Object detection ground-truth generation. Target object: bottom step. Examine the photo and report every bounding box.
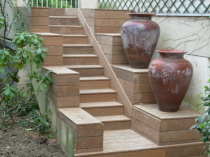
[75,129,206,157]
[96,115,131,130]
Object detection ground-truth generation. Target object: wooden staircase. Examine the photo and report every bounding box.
[31,8,207,157]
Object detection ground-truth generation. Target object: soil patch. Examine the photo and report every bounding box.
[0,125,67,157]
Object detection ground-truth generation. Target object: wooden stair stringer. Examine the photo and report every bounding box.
[77,9,133,118]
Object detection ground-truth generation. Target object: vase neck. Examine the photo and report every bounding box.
[159,52,184,59]
[128,13,153,21]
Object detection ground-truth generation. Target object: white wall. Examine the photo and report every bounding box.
[152,16,210,112]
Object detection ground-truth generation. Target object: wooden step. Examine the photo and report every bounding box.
[80,89,116,103]
[63,35,88,44]
[50,16,79,25]
[80,76,110,89]
[80,101,123,116]
[50,25,83,34]
[65,65,104,77]
[63,54,98,65]
[96,115,131,130]
[63,44,93,54]
[74,129,206,157]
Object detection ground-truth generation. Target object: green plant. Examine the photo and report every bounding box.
[190,79,210,153]
[0,32,52,134]
[30,0,74,8]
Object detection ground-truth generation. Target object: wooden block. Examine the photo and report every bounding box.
[63,36,88,44]
[166,143,206,157]
[63,56,98,65]
[80,93,116,103]
[105,53,128,64]
[31,17,49,26]
[43,55,63,66]
[80,80,110,90]
[51,73,80,86]
[49,85,79,97]
[50,17,79,25]
[81,9,95,18]
[77,124,104,137]
[83,106,123,117]
[95,10,130,19]
[84,17,95,26]
[96,34,122,46]
[100,44,124,55]
[31,26,50,33]
[118,78,152,93]
[69,67,104,77]
[131,107,161,131]
[95,18,128,27]
[125,90,156,104]
[63,46,93,54]
[94,26,121,33]
[42,36,63,46]
[112,65,150,84]
[50,93,79,108]
[31,7,49,17]
[76,136,103,149]
[50,26,83,35]
[50,8,65,16]
[45,46,63,56]
[102,120,131,130]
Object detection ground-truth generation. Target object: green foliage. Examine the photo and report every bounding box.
[30,0,75,8]
[99,2,117,9]
[0,32,52,136]
[0,14,4,29]
[190,79,210,153]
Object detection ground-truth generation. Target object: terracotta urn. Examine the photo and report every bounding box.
[121,13,160,68]
[148,49,193,112]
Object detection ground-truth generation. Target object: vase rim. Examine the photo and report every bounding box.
[156,49,187,54]
[127,13,155,16]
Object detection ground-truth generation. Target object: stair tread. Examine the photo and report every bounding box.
[96,115,130,122]
[80,76,110,81]
[63,34,87,37]
[63,44,92,47]
[80,101,123,108]
[50,16,78,18]
[65,65,103,69]
[50,25,82,27]
[80,88,116,94]
[63,54,98,57]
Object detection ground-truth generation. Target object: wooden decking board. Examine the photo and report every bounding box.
[80,102,123,108]
[96,115,130,122]
[134,104,201,120]
[58,108,101,125]
[80,76,110,81]
[80,89,116,94]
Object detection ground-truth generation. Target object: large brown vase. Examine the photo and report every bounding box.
[121,13,160,68]
[148,49,193,112]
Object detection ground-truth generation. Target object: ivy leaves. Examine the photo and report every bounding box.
[190,79,210,153]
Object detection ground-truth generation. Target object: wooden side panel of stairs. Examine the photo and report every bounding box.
[30,7,207,157]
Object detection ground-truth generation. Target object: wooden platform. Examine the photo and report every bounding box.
[75,129,206,157]
[132,104,202,145]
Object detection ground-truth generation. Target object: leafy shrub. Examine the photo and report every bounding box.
[190,79,210,153]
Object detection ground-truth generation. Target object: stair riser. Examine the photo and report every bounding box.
[63,36,88,44]
[102,121,131,130]
[64,47,93,54]
[80,93,116,103]
[80,80,110,89]
[83,107,123,116]
[63,57,98,65]
[70,68,104,77]
[50,18,79,25]
[50,27,83,34]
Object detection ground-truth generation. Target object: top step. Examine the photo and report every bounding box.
[50,16,79,25]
